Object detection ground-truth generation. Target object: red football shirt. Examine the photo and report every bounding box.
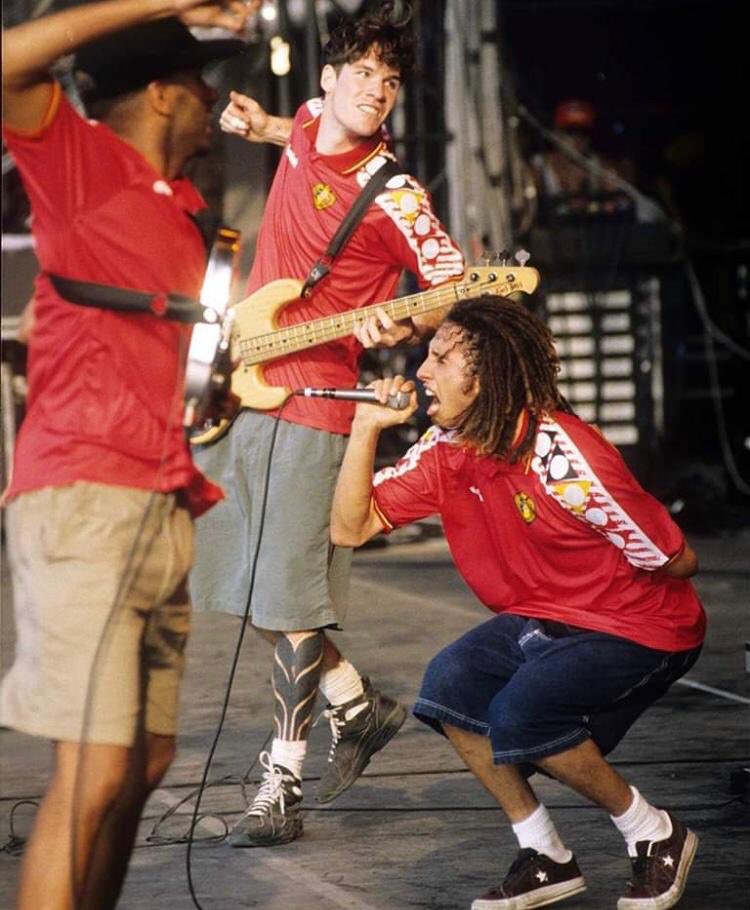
[246,99,465,434]
[3,86,222,515]
[372,411,705,652]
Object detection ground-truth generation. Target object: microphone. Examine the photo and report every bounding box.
[296,387,412,410]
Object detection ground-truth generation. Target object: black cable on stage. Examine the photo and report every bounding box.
[185,404,288,910]
[681,258,750,496]
[145,727,273,847]
[0,800,39,856]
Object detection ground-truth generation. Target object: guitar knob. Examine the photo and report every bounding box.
[515,249,531,267]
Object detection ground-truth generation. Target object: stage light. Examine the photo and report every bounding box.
[261,0,278,21]
[270,35,291,76]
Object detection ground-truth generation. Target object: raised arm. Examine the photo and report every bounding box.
[2,0,249,131]
[219,90,293,146]
[330,377,417,548]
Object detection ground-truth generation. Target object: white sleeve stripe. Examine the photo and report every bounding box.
[373,427,455,487]
[532,418,669,569]
[372,174,465,285]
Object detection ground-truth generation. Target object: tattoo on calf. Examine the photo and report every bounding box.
[272,632,325,741]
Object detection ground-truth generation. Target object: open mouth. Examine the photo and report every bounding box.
[424,388,440,416]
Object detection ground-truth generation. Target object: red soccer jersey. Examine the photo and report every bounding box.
[3,86,222,516]
[372,411,705,652]
[246,100,465,434]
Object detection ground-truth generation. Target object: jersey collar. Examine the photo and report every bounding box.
[303,115,387,175]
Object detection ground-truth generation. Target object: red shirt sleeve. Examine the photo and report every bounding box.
[370,175,465,288]
[372,427,451,529]
[534,414,686,570]
[3,86,133,232]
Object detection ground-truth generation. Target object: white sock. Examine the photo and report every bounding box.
[318,658,365,706]
[512,804,572,864]
[270,738,306,780]
[610,786,672,857]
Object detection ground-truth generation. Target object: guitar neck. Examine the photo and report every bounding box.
[238,283,462,365]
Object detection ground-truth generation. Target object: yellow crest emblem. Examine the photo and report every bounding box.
[514,491,536,524]
[312,182,336,211]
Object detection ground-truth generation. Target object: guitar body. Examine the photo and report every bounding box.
[189,278,304,446]
[229,278,305,408]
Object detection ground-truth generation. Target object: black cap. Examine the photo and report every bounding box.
[74,17,244,102]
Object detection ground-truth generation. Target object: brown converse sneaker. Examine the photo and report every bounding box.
[618,812,698,910]
[471,848,586,910]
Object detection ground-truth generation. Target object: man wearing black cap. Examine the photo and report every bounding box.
[1,3,250,908]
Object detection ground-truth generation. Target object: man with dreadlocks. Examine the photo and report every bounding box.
[331,295,704,910]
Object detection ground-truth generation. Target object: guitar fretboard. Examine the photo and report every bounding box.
[236,274,515,365]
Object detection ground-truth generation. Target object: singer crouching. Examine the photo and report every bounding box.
[330,295,704,910]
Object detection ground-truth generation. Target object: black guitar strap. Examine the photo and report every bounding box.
[47,274,208,323]
[300,157,402,297]
[46,214,231,325]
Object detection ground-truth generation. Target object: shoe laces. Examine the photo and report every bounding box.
[504,848,540,884]
[628,842,652,886]
[243,752,291,818]
[324,704,347,760]
[322,698,369,762]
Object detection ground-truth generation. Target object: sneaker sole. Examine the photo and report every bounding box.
[316,702,407,804]
[617,832,698,910]
[228,817,304,849]
[471,877,587,910]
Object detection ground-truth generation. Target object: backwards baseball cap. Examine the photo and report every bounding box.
[74,17,244,103]
[554,99,596,131]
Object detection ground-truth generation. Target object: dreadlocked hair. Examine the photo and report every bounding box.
[447,295,572,462]
[323,1,416,79]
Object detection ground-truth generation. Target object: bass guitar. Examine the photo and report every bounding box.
[189,264,540,446]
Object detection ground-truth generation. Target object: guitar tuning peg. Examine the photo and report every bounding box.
[497,249,511,265]
[481,249,494,266]
[515,249,531,267]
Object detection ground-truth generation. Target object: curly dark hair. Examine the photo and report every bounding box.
[444,296,572,462]
[323,1,416,78]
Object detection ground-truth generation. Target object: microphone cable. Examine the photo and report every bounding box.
[184,402,289,910]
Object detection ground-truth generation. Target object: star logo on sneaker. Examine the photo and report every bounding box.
[662,854,675,868]
[535,870,549,883]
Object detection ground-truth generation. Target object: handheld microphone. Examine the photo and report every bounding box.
[296,387,412,410]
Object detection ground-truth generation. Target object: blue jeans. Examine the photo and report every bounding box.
[414,614,701,765]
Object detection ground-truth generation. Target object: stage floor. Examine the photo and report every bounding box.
[2,525,749,909]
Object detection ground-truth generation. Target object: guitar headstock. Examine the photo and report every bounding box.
[457,266,540,300]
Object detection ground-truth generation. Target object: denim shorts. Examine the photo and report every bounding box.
[414,613,701,765]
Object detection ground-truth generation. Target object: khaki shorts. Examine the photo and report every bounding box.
[1,483,194,746]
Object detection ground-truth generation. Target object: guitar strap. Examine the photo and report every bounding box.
[301,157,402,297]
[46,214,232,325]
[47,275,208,323]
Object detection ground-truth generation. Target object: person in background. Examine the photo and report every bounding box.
[1,2,250,907]
[530,98,658,223]
[330,295,703,910]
